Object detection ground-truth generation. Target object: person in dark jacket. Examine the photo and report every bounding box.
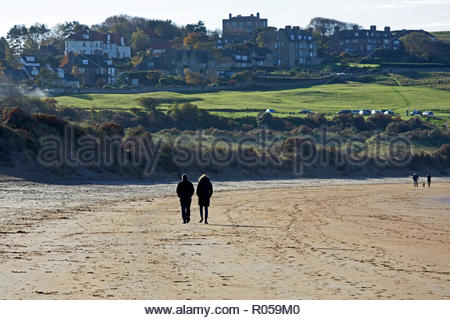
[196,174,213,224]
[427,173,431,188]
[412,173,419,188]
[176,174,194,224]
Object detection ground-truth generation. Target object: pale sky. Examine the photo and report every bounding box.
[1,0,449,38]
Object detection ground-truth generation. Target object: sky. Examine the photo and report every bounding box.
[1,0,449,37]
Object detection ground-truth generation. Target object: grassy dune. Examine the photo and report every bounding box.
[55,82,450,118]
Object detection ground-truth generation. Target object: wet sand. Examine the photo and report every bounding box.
[0,179,449,299]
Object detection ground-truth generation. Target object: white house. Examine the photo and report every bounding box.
[19,55,40,78]
[65,29,131,59]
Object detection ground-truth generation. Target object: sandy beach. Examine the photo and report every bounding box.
[0,178,449,299]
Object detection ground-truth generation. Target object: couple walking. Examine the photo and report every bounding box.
[176,174,213,224]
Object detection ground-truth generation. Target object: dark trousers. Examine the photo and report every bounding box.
[427,179,431,187]
[200,206,208,223]
[414,180,418,187]
[180,198,191,223]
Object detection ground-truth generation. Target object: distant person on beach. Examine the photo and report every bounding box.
[197,174,213,224]
[176,174,194,224]
[427,173,431,188]
[413,173,419,188]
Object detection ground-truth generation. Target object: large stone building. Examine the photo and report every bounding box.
[65,28,131,59]
[222,13,268,41]
[330,25,400,56]
[264,26,319,66]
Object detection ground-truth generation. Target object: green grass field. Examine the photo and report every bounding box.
[55,82,450,118]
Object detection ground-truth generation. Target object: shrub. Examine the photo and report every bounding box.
[99,122,125,136]
[2,108,35,130]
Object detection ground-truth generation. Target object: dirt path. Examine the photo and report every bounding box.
[0,180,449,299]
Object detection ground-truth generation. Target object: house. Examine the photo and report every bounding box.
[222,13,268,41]
[148,41,174,57]
[62,73,80,88]
[166,49,217,77]
[330,25,400,56]
[19,55,41,78]
[60,53,116,86]
[133,55,171,75]
[263,26,319,67]
[220,46,274,68]
[65,27,131,59]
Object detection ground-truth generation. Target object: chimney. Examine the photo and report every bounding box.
[251,14,254,17]
[384,26,391,33]
[308,27,313,33]
[353,25,358,31]
[257,12,260,18]
[121,37,124,46]
[334,26,340,33]
[229,13,232,19]
[285,25,291,30]
[370,25,376,32]
[293,26,300,31]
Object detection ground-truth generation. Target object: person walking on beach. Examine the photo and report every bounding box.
[197,174,213,224]
[412,173,419,188]
[176,174,194,224]
[427,173,431,188]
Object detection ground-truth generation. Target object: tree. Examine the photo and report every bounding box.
[35,68,59,87]
[185,21,207,34]
[137,97,159,112]
[131,55,143,67]
[23,23,50,54]
[130,29,150,52]
[400,32,449,62]
[231,70,254,83]
[308,17,360,51]
[308,17,359,38]
[184,71,208,85]
[183,33,212,50]
[146,71,161,86]
[6,25,27,53]
[53,21,80,39]
[0,37,8,59]
[255,27,276,47]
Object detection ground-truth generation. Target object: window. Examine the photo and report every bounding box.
[82,59,88,65]
[82,34,89,40]
[355,32,359,37]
